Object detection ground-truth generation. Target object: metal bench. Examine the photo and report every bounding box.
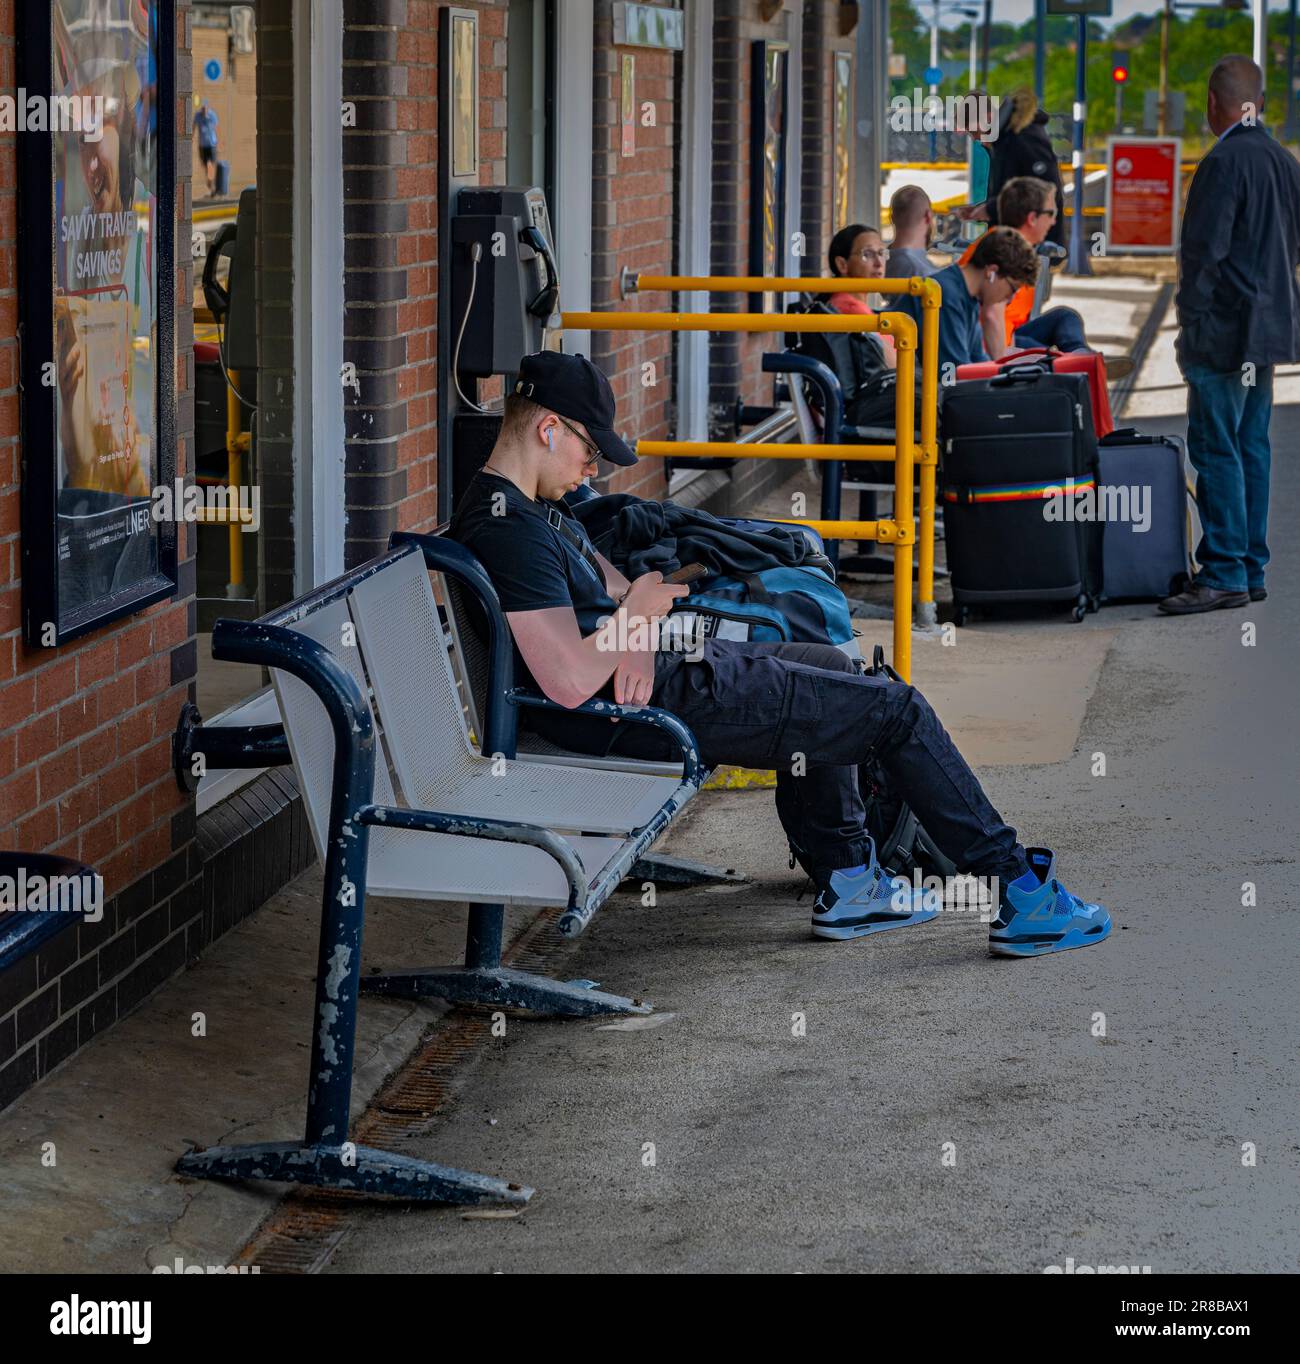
[174,534,705,1203]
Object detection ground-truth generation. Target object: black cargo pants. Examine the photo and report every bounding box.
[606,639,1029,882]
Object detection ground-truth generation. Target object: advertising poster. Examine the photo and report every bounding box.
[51,0,160,615]
[832,52,852,236]
[1106,136,1182,254]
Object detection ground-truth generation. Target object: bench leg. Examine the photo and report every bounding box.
[360,965,652,1017]
[464,902,504,969]
[176,1140,532,1204]
[627,853,745,887]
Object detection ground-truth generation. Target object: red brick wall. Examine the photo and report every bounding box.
[0,0,195,899]
[588,1,676,504]
[703,0,793,512]
[391,0,443,537]
[337,0,506,553]
[1,0,203,1113]
[806,4,857,260]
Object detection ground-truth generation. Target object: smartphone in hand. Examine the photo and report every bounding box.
[663,562,708,586]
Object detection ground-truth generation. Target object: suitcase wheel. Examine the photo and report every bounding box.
[1071,594,1088,623]
[953,604,970,627]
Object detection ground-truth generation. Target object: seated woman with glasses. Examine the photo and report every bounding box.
[826,223,895,369]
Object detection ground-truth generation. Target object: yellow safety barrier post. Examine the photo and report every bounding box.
[192,370,253,588]
[621,272,941,628]
[561,303,920,680]
[224,371,247,593]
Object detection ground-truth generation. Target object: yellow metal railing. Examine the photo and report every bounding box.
[882,160,1200,173]
[190,367,252,591]
[619,273,942,635]
[562,287,935,681]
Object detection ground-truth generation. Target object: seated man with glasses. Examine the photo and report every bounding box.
[449,351,1113,958]
[896,227,1041,371]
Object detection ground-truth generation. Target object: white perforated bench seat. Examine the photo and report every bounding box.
[364,823,624,907]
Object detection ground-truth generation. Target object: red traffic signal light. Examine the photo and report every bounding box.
[1112,55,1129,84]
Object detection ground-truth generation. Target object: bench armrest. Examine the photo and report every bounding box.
[762,351,844,443]
[508,689,703,786]
[841,424,903,444]
[356,802,588,913]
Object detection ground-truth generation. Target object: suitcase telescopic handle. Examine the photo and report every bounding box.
[989,366,1049,387]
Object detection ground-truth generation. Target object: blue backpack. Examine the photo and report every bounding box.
[664,562,859,658]
[556,490,859,659]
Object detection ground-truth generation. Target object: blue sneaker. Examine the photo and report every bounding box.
[811,843,941,941]
[988,848,1112,958]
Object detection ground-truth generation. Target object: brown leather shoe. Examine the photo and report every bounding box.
[1157,583,1250,615]
[1102,355,1136,380]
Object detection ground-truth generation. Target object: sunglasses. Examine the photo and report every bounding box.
[556,416,602,464]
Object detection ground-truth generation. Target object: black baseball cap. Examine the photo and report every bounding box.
[513,351,637,466]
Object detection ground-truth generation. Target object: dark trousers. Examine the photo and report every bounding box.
[1013,306,1088,353]
[597,640,1028,882]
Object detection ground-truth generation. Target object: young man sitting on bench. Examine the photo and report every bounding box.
[450,351,1111,957]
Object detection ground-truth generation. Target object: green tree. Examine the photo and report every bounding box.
[891,2,1299,153]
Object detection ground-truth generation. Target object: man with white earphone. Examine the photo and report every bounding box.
[895,226,1040,373]
[450,351,1113,956]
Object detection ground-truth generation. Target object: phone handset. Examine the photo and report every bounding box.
[520,224,559,319]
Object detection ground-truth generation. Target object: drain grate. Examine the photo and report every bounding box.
[235,905,582,1273]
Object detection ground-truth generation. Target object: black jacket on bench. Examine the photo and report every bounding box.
[1176,122,1300,373]
[571,494,821,581]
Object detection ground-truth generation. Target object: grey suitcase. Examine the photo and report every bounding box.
[1098,429,1191,602]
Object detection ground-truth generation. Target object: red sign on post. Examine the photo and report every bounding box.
[1106,136,1182,253]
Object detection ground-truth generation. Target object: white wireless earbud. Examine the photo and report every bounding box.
[547,428,555,451]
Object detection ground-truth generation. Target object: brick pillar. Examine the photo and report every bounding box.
[800,0,829,275]
[254,0,298,611]
[344,0,410,566]
[588,1,677,503]
[707,0,744,433]
[704,0,792,514]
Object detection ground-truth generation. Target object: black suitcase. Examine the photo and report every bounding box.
[1097,427,1191,602]
[940,368,1102,623]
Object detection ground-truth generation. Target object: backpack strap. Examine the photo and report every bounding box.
[735,571,773,605]
[540,502,607,587]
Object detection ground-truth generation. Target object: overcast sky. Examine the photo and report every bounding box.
[940,0,1282,31]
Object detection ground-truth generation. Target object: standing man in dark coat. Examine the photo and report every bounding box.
[956,89,1066,253]
[1161,55,1300,614]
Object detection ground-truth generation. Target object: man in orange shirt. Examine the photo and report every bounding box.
[960,176,1087,360]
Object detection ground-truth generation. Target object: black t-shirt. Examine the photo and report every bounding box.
[450,471,682,762]
[449,471,617,693]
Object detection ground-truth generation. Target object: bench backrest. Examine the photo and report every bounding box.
[442,571,492,749]
[270,596,400,863]
[347,547,479,811]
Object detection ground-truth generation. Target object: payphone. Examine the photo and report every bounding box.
[443,186,561,507]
